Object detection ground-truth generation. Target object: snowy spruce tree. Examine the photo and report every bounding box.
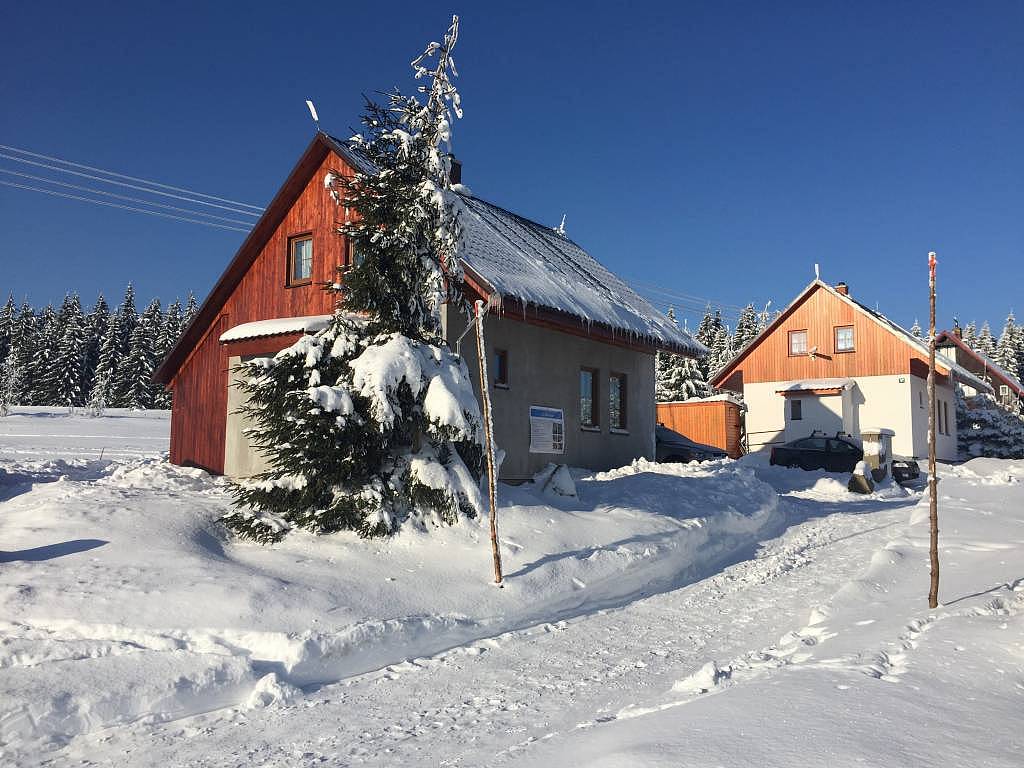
[656,308,710,401]
[957,389,1024,459]
[910,318,922,339]
[45,294,89,407]
[223,16,485,543]
[993,312,1020,380]
[120,298,162,410]
[732,304,761,353]
[976,321,997,360]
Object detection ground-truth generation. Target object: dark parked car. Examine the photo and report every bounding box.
[891,457,921,483]
[656,425,728,463]
[770,432,863,473]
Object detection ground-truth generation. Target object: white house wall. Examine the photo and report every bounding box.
[744,374,957,461]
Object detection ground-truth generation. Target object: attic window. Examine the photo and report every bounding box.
[789,330,808,356]
[835,325,855,353]
[288,235,313,286]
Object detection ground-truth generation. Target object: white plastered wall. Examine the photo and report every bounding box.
[743,374,957,461]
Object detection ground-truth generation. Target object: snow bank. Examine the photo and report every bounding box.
[0,417,782,760]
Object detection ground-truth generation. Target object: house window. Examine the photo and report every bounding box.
[609,372,627,430]
[790,398,803,421]
[493,349,509,388]
[944,400,950,435]
[835,325,855,353]
[288,235,313,286]
[1000,384,1011,404]
[580,368,599,428]
[789,330,808,356]
[348,240,366,268]
[919,391,924,408]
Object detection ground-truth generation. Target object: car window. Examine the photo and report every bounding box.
[828,439,858,453]
[793,438,827,451]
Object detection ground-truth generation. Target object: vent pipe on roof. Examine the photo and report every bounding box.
[835,282,849,296]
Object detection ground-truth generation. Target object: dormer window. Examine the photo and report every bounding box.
[288,235,313,286]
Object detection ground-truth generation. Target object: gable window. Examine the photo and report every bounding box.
[1000,384,1011,405]
[790,398,803,421]
[789,330,808,356]
[493,349,509,388]
[288,235,313,286]
[609,372,627,430]
[580,368,599,428]
[835,325,855,353]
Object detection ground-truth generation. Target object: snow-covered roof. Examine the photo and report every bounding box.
[659,393,744,406]
[775,378,855,393]
[220,315,333,343]
[454,194,703,355]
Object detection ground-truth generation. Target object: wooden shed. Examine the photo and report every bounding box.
[656,396,744,459]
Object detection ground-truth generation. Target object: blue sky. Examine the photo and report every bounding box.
[2,1,1021,332]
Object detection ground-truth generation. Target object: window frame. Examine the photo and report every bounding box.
[493,349,509,388]
[788,329,809,356]
[790,398,803,421]
[834,325,855,353]
[580,367,600,429]
[609,371,628,431]
[286,233,314,287]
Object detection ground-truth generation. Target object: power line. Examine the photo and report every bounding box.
[0,180,250,232]
[0,143,265,211]
[0,168,257,227]
[0,152,262,217]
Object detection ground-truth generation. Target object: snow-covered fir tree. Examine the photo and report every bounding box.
[8,302,36,406]
[957,389,1024,459]
[656,307,711,401]
[0,295,15,363]
[993,312,1020,380]
[708,316,733,379]
[223,16,485,543]
[120,298,163,410]
[30,305,60,406]
[732,304,761,352]
[83,294,110,396]
[962,320,978,350]
[976,321,997,359]
[910,318,922,339]
[45,294,89,407]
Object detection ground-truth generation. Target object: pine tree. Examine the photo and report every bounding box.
[0,356,17,416]
[732,304,760,352]
[962,321,978,350]
[0,295,15,363]
[224,16,484,543]
[708,314,732,378]
[107,285,140,407]
[30,305,60,406]
[120,298,162,410]
[46,294,89,407]
[976,321,996,359]
[8,303,36,406]
[993,312,1020,379]
[152,300,183,408]
[957,389,1024,459]
[656,308,711,401]
[183,292,198,327]
[91,311,121,411]
[83,294,110,401]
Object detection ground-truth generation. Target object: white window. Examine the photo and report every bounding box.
[288,235,313,285]
[789,330,808,356]
[835,325,855,352]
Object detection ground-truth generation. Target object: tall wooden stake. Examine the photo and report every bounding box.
[473,300,503,585]
[927,252,940,609]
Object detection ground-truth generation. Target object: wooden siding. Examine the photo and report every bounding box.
[657,400,743,458]
[720,285,937,386]
[169,152,355,473]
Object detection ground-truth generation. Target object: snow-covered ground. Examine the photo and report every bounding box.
[1,408,1021,766]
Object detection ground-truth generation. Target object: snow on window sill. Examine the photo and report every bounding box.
[493,382,510,390]
[610,427,630,435]
[580,425,601,432]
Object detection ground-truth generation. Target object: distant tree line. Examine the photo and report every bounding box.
[0,286,197,415]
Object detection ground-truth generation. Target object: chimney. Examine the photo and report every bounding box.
[953,320,963,339]
[447,155,462,185]
[835,281,849,296]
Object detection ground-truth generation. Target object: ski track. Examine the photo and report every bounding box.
[43,484,928,767]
